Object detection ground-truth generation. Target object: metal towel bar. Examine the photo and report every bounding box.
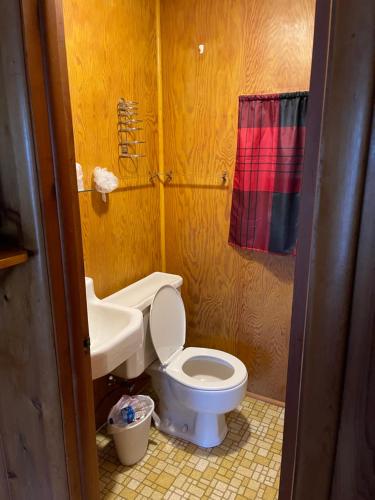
[77,171,229,193]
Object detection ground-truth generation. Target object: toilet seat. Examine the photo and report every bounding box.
[149,285,186,365]
[150,286,247,391]
[166,347,248,391]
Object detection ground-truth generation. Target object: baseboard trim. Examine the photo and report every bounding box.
[246,391,285,408]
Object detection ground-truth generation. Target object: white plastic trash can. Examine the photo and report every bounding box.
[107,395,154,466]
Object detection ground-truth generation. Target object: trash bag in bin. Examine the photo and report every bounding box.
[107,395,154,466]
[108,394,154,426]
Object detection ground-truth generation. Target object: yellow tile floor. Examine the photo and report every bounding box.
[97,395,284,499]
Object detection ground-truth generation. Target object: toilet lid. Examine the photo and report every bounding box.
[150,285,186,365]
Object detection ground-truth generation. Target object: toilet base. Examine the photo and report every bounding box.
[193,412,228,447]
[147,360,239,448]
[154,407,228,448]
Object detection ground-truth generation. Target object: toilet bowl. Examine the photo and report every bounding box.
[147,285,248,447]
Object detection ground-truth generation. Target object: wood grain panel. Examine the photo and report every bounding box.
[62,0,161,298]
[161,0,315,400]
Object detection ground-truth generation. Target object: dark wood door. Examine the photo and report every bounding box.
[280,0,375,498]
[331,114,375,500]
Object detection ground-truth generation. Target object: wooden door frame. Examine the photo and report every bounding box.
[19,1,99,498]
[16,0,375,498]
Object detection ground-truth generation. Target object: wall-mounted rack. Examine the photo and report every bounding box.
[117,98,145,159]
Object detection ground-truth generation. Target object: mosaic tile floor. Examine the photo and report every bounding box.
[97,395,284,500]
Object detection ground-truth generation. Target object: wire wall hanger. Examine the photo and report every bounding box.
[117,98,145,159]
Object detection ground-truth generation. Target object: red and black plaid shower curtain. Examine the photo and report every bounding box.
[229,92,308,254]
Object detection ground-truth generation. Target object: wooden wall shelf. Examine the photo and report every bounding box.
[0,248,28,270]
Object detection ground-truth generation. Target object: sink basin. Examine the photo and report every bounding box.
[85,277,143,379]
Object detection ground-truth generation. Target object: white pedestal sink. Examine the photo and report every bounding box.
[85,277,143,380]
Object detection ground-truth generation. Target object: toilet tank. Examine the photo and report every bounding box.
[103,272,183,379]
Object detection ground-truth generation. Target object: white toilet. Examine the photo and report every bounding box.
[104,273,248,448]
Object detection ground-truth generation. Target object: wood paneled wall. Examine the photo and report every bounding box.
[62,0,161,298]
[63,0,315,402]
[161,0,315,400]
